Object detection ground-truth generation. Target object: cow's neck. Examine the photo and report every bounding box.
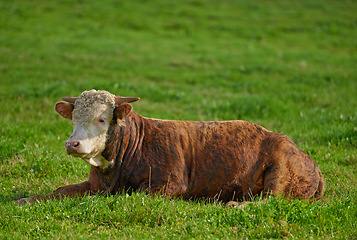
[96,111,145,193]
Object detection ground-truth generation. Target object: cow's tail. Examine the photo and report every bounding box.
[313,169,325,200]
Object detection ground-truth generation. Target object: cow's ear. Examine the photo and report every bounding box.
[55,101,74,119]
[114,103,132,122]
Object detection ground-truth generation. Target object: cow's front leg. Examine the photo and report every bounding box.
[15,181,94,205]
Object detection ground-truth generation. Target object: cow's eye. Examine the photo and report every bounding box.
[99,118,105,123]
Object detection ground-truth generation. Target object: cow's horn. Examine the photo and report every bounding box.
[115,97,140,105]
[62,97,78,103]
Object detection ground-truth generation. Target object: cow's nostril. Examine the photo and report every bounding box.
[65,141,80,149]
[65,141,80,155]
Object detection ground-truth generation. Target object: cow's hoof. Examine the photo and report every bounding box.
[15,198,31,205]
[226,201,239,207]
[226,201,247,209]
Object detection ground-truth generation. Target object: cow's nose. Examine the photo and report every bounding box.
[65,141,80,149]
[65,141,80,154]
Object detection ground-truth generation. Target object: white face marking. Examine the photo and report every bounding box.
[65,90,116,168]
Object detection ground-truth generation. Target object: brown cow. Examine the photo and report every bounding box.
[16,90,324,204]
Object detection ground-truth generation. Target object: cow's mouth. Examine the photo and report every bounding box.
[67,151,88,158]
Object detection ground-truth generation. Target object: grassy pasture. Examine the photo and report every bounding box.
[0,0,356,239]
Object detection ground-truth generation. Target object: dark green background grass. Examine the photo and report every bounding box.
[0,0,356,239]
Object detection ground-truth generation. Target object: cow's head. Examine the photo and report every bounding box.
[55,90,139,168]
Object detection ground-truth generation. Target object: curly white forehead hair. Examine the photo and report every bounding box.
[72,89,116,125]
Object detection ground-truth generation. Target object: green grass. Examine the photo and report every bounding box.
[0,0,356,239]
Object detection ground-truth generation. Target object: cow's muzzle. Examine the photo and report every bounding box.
[65,141,81,155]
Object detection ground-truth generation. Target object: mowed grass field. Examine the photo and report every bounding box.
[1,0,356,238]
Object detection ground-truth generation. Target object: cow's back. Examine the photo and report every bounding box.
[119,114,323,202]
